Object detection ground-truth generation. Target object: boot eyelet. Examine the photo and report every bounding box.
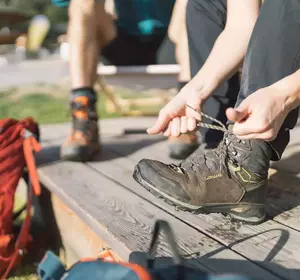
[232,150,237,156]
[241,140,246,145]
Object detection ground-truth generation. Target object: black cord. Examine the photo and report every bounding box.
[148,220,182,265]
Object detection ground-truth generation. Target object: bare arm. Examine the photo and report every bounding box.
[189,0,261,98]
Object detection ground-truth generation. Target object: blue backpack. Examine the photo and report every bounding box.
[38,220,256,280]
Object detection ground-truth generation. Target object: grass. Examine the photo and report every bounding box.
[6,195,39,280]
[8,266,38,280]
[0,86,170,124]
[0,91,122,124]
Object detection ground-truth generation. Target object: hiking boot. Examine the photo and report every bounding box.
[168,132,199,160]
[61,92,100,161]
[133,129,272,224]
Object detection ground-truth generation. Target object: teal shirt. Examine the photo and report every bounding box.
[114,0,176,37]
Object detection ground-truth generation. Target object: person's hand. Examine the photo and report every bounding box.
[226,85,294,141]
[147,81,215,137]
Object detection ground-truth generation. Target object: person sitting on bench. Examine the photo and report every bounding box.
[134,0,300,224]
[53,0,196,161]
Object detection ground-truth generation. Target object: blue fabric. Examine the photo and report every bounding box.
[52,0,175,36]
[51,0,69,7]
[63,261,141,280]
[38,253,257,280]
[38,251,66,280]
[114,0,175,36]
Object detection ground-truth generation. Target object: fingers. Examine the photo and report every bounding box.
[147,108,171,135]
[187,117,197,131]
[186,104,202,121]
[180,116,188,134]
[163,117,198,137]
[226,107,249,123]
[147,95,185,135]
[147,91,202,136]
[163,123,171,137]
[171,117,181,137]
[232,118,260,136]
[235,129,277,141]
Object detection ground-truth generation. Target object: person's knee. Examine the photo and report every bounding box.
[69,0,95,22]
[186,0,225,22]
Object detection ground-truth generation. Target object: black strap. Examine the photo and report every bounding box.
[148,220,183,268]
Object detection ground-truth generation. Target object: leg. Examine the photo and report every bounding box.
[167,0,198,159]
[236,0,300,160]
[168,0,191,85]
[69,0,115,88]
[61,0,116,161]
[187,0,240,148]
[133,0,300,224]
[134,0,300,224]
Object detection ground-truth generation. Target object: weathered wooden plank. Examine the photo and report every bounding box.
[39,120,300,278]
[37,159,279,278]
[40,118,157,143]
[266,124,300,231]
[271,124,300,173]
[39,120,300,231]
[94,133,300,230]
[267,168,300,231]
[75,135,300,280]
[51,194,120,267]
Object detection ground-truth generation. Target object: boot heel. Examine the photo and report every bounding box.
[228,205,266,224]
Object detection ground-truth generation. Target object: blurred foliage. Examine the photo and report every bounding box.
[0,0,68,24]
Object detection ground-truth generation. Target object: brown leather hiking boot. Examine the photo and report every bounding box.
[133,129,273,224]
[168,132,199,160]
[61,94,100,162]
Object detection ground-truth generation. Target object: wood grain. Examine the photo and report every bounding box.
[38,119,300,279]
[37,159,279,278]
[78,135,300,280]
[51,195,115,266]
[40,118,158,143]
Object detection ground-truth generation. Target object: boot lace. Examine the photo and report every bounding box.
[169,105,240,176]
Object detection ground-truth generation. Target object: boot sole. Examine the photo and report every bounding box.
[133,166,266,225]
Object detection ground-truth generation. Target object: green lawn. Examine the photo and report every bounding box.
[0,90,121,124]
[0,86,168,124]
[6,196,39,280]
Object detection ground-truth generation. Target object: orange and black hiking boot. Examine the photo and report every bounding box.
[61,89,100,162]
[134,125,273,224]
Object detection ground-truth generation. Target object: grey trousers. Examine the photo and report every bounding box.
[187,0,300,160]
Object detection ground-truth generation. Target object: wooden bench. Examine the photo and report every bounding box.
[35,117,300,279]
[95,65,178,116]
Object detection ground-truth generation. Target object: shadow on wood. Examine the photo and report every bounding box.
[130,252,299,278]
[267,151,300,215]
[35,145,61,167]
[35,135,164,164]
[92,135,165,162]
[130,227,293,277]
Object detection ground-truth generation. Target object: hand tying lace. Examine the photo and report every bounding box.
[168,105,238,177]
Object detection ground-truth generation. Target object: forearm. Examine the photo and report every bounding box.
[189,27,254,95]
[271,69,300,111]
[187,0,261,98]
